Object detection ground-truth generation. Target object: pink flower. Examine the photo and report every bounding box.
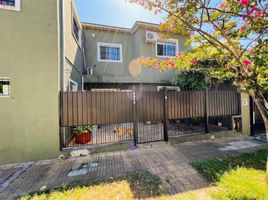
[166,26,171,31]
[242,59,252,66]
[220,3,229,9]
[155,61,161,69]
[176,52,184,58]
[240,0,249,6]
[167,61,175,68]
[190,31,195,36]
[254,10,264,18]
[192,59,198,65]
[239,26,246,32]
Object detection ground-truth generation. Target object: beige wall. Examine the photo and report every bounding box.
[83,26,189,84]
[64,0,84,90]
[0,0,60,164]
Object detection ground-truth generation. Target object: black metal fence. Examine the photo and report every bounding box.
[60,88,241,149]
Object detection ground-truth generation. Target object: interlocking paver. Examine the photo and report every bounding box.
[0,136,267,200]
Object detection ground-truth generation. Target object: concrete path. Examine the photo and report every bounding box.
[0,136,267,199]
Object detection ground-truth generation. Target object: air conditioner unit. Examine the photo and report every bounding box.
[145,31,157,42]
[87,67,93,75]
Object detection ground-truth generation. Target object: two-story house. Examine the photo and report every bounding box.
[82,21,189,91]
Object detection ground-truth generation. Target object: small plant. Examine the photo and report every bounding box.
[73,125,92,135]
[73,125,93,144]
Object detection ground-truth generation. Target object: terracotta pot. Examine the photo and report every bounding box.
[74,130,92,144]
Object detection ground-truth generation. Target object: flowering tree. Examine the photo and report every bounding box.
[130,0,268,179]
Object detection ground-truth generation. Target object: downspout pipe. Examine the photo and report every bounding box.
[59,0,65,91]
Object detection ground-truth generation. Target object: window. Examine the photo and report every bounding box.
[72,18,80,44]
[0,78,10,96]
[68,79,78,92]
[0,0,20,11]
[72,5,81,47]
[156,40,178,57]
[97,43,122,62]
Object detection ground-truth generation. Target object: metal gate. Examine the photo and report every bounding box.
[135,89,166,144]
[60,88,241,149]
[250,92,267,135]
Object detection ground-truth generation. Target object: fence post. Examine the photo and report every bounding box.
[132,86,138,146]
[204,88,209,133]
[163,87,169,142]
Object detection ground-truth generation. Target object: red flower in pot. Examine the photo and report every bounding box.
[73,125,92,144]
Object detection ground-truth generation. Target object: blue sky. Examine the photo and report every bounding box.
[74,0,165,28]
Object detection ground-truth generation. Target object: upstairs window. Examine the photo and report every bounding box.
[72,5,82,47]
[73,18,80,44]
[0,0,20,11]
[156,41,178,57]
[97,43,122,63]
[0,78,10,97]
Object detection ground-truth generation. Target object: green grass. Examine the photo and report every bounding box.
[192,148,268,182]
[211,168,268,200]
[21,171,164,200]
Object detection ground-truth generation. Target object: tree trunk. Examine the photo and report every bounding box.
[251,95,268,183]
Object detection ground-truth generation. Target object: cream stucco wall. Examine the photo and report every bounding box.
[64,0,84,90]
[0,0,60,164]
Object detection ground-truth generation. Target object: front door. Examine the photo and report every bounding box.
[250,93,267,135]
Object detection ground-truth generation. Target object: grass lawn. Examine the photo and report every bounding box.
[192,148,268,182]
[21,149,268,200]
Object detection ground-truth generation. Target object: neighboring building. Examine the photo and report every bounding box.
[82,22,189,91]
[0,0,84,164]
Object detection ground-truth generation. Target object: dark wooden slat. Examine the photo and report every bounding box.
[59,90,240,127]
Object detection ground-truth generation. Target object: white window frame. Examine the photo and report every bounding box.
[68,79,78,92]
[155,39,179,58]
[0,77,11,97]
[0,0,20,11]
[97,42,123,63]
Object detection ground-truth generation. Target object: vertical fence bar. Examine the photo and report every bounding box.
[163,87,169,142]
[204,88,209,133]
[132,86,138,146]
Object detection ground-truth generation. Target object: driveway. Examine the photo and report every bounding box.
[0,135,267,199]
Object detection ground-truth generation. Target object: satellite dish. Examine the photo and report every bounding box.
[129,59,142,77]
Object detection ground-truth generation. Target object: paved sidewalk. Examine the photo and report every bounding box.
[0,136,267,199]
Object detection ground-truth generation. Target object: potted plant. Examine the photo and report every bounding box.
[73,125,92,144]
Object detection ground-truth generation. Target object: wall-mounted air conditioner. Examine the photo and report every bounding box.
[145,31,157,43]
